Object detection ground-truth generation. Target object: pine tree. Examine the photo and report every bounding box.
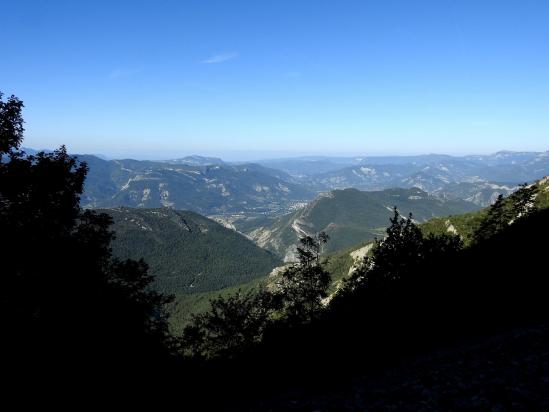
[509,183,538,220]
[474,194,510,242]
[276,232,331,322]
[474,183,539,242]
[344,207,461,292]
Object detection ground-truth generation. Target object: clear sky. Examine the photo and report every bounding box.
[2,0,549,160]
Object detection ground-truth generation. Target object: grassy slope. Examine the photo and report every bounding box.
[167,277,267,335]
[421,210,488,245]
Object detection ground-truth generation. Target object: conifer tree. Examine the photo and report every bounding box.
[276,232,331,322]
[474,194,510,242]
[509,183,538,220]
[474,183,539,242]
[344,208,461,293]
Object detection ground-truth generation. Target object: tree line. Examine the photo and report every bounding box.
[2,91,548,405]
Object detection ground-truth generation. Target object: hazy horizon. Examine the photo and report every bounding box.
[20,145,548,163]
[3,0,549,157]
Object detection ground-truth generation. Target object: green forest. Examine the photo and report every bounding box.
[2,92,549,408]
[102,207,281,293]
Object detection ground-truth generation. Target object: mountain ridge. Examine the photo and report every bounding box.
[237,187,480,261]
[20,148,549,213]
[80,155,313,215]
[101,206,282,294]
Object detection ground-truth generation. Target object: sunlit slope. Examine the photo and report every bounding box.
[242,187,479,260]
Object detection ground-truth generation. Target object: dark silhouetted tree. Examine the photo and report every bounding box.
[474,184,538,242]
[276,232,331,322]
[474,194,509,242]
[0,92,24,154]
[344,208,462,293]
[508,183,538,220]
[0,92,174,373]
[181,288,276,359]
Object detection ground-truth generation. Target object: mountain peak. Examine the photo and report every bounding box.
[163,155,225,166]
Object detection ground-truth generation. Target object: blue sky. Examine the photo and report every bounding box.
[2,0,549,160]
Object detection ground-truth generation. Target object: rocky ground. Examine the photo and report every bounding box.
[247,324,549,411]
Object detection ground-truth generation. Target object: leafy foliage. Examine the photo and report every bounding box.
[342,208,462,294]
[474,183,538,242]
[275,232,331,322]
[180,232,331,358]
[167,276,268,335]
[178,195,549,409]
[180,289,277,359]
[0,92,174,373]
[0,92,24,154]
[3,91,549,405]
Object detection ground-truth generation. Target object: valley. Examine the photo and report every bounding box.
[79,154,313,216]
[28,147,549,331]
[235,187,479,261]
[75,150,549,223]
[6,5,549,405]
[101,176,549,333]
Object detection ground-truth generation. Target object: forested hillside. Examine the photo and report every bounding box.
[422,177,549,243]
[313,176,549,285]
[81,155,313,215]
[102,207,281,294]
[3,92,549,409]
[240,187,479,260]
[175,179,549,409]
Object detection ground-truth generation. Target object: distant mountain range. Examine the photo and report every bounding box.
[78,154,313,215]
[102,207,281,294]
[168,175,549,328]
[257,151,549,178]
[233,187,479,261]
[163,155,226,166]
[21,148,549,213]
[256,152,549,206]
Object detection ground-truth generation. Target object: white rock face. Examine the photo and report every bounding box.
[539,176,549,191]
[291,219,309,237]
[360,167,376,175]
[283,245,299,263]
[268,264,291,278]
[322,242,375,306]
[141,188,151,203]
[350,243,374,263]
[210,217,237,231]
[445,219,458,235]
[218,183,231,197]
[346,243,375,276]
[159,183,174,207]
[277,183,290,193]
[249,227,275,249]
